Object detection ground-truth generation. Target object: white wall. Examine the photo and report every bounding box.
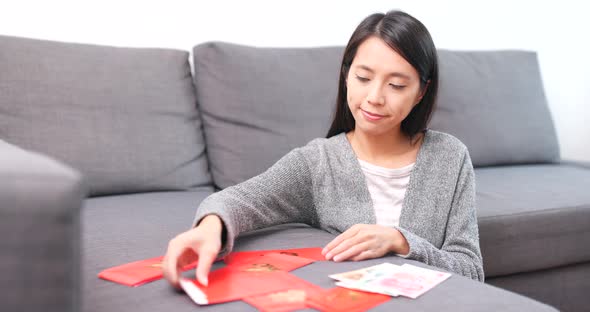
[2,0,588,161]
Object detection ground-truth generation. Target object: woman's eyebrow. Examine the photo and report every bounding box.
[357,64,411,80]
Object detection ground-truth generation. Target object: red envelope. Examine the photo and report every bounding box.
[230,252,315,272]
[306,287,391,312]
[224,247,325,264]
[98,256,197,287]
[180,268,307,305]
[243,278,325,312]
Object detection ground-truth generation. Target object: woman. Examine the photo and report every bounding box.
[163,10,484,288]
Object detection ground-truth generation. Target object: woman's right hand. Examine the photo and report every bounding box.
[162,214,223,289]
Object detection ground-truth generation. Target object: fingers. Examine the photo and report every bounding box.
[323,224,396,262]
[325,231,370,261]
[325,237,356,261]
[177,248,199,268]
[162,232,200,289]
[322,225,361,258]
[331,241,372,262]
[195,247,218,286]
[162,237,186,289]
[162,225,222,290]
[351,249,376,261]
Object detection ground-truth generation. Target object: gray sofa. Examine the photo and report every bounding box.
[1,35,589,312]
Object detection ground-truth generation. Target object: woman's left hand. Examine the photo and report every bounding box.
[322,224,409,262]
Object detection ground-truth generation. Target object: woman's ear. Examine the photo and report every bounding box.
[415,79,430,106]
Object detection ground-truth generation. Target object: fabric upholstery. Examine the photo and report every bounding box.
[0,35,211,196]
[431,50,560,166]
[193,44,560,189]
[487,261,590,312]
[193,42,343,189]
[1,140,85,312]
[476,164,590,277]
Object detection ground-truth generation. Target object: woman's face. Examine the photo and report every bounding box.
[346,36,425,137]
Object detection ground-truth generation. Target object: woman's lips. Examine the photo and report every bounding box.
[361,109,385,121]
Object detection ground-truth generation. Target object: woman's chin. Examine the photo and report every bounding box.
[354,123,392,137]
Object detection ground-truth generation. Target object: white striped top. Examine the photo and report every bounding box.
[357,158,415,228]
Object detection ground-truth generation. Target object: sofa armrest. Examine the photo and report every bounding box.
[0,140,86,312]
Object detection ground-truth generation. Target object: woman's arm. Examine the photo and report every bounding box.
[396,150,484,281]
[192,147,315,257]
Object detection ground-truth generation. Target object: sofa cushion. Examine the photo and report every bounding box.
[193,42,343,189]
[82,191,212,312]
[193,43,560,188]
[0,35,211,196]
[82,192,556,312]
[487,262,590,312]
[431,50,560,167]
[476,163,590,277]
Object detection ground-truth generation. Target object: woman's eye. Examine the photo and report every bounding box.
[389,83,406,90]
[355,75,369,82]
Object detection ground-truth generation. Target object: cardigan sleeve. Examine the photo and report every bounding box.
[396,150,485,282]
[192,147,315,256]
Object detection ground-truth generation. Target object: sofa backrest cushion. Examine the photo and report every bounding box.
[194,43,560,188]
[431,50,560,166]
[193,42,342,189]
[0,35,212,196]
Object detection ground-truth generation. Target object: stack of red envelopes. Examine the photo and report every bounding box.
[98,247,392,311]
[180,251,317,305]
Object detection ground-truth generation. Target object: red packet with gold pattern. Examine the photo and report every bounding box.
[98,256,197,287]
[224,247,325,264]
[180,268,304,305]
[243,278,325,312]
[306,287,391,312]
[230,252,315,272]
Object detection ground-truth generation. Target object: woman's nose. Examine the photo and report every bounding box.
[367,84,385,105]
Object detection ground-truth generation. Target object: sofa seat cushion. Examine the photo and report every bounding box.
[0,35,212,196]
[476,163,590,277]
[82,190,212,312]
[82,191,555,311]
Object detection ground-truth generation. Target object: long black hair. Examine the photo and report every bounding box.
[326,10,438,139]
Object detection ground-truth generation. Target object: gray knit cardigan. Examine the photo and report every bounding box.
[193,130,484,281]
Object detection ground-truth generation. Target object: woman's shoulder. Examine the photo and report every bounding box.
[291,133,351,167]
[419,130,472,168]
[298,133,347,152]
[423,129,469,155]
[417,130,473,177]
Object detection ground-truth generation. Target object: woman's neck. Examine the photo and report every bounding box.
[347,128,422,168]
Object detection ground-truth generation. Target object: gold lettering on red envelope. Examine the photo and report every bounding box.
[242,263,280,272]
[243,279,324,312]
[325,288,365,302]
[231,252,314,272]
[278,251,299,257]
[306,287,390,312]
[268,289,306,303]
[148,261,162,268]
